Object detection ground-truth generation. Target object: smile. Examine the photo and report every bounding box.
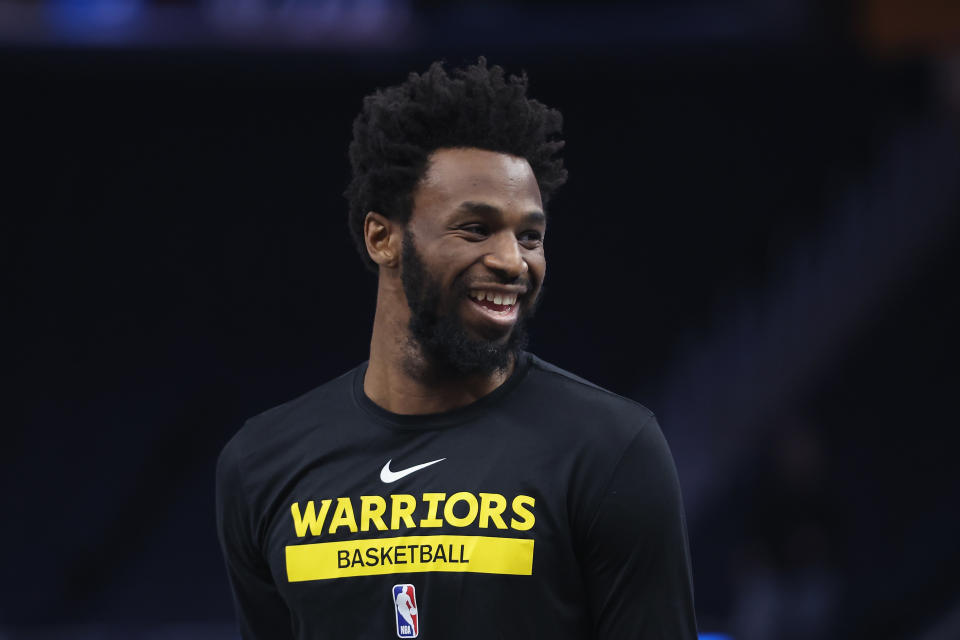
[466,289,520,326]
[468,289,518,307]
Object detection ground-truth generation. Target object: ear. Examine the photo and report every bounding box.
[363,211,401,269]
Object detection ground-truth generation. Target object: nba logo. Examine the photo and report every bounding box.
[392,584,419,638]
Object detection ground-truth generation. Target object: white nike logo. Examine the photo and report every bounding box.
[380,458,446,483]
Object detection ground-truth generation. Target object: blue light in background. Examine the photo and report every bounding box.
[699,634,734,640]
[46,0,145,41]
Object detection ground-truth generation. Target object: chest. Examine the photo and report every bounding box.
[257,424,592,637]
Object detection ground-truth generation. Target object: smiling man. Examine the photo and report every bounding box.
[216,59,697,639]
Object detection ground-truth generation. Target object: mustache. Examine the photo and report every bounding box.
[458,276,535,294]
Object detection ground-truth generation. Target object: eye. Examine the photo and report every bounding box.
[460,224,489,238]
[518,230,544,247]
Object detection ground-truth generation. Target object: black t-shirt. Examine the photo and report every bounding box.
[216,353,697,639]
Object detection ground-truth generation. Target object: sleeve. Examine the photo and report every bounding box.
[216,439,296,640]
[578,415,698,639]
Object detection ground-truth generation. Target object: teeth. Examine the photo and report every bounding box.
[469,290,519,306]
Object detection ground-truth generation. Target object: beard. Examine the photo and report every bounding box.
[400,228,539,379]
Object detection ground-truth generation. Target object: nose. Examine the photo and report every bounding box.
[482,232,529,279]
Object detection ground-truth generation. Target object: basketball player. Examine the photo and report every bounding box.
[216,58,697,639]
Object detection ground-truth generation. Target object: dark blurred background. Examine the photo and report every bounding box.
[4,0,960,638]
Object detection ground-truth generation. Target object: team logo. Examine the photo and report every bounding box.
[392,583,419,638]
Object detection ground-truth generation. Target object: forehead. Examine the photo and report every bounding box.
[412,147,543,220]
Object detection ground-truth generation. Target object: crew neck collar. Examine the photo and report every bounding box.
[352,352,531,430]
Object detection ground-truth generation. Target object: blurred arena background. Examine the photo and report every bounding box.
[3,0,960,638]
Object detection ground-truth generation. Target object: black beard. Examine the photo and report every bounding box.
[400,229,538,379]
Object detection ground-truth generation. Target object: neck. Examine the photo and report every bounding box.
[364,277,514,415]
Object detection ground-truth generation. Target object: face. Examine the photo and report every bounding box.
[400,147,547,377]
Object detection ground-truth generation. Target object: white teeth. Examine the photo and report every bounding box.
[469,290,518,306]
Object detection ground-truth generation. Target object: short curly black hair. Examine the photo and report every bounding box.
[345,57,568,272]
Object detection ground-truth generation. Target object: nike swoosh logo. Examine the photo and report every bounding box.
[380,458,446,483]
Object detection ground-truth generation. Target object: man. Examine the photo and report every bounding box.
[216,58,697,639]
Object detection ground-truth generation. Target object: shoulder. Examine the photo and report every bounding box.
[524,353,655,422]
[218,364,361,478]
[520,353,657,444]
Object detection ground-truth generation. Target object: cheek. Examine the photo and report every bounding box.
[425,243,467,277]
[438,247,486,280]
[528,253,546,285]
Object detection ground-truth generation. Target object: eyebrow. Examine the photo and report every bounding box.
[456,201,546,225]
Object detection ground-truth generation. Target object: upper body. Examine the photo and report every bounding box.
[216,352,697,639]
[216,58,697,639]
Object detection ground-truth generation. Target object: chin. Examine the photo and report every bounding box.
[465,325,514,344]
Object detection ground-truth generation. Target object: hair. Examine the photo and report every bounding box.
[345,57,568,272]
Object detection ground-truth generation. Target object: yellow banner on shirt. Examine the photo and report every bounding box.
[285,534,534,581]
